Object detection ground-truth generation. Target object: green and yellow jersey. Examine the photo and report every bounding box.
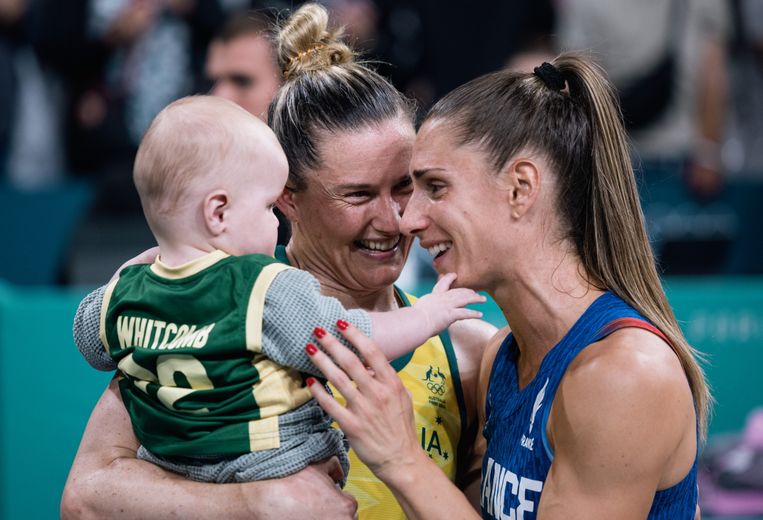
[99,251,311,457]
[335,292,466,519]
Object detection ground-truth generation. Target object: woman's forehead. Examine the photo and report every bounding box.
[317,120,415,183]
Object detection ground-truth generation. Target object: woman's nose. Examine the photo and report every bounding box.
[401,191,429,236]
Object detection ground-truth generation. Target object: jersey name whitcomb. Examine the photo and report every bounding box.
[116,315,216,350]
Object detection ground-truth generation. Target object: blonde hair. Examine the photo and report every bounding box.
[134,96,254,216]
[268,3,413,191]
[425,53,711,437]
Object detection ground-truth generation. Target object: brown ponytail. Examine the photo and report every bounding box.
[425,52,710,436]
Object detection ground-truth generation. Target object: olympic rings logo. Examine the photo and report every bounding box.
[427,381,446,395]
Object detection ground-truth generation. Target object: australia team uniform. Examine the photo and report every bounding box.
[274,246,467,520]
[481,291,697,520]
[90,250,372,483]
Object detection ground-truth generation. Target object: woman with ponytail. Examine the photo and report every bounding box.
[62,4,494,519]
[307,53,707,519]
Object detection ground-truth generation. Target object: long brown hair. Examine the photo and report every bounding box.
[425,53,710,435]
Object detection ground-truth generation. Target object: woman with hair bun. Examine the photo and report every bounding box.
[268,4,494,517]
[61,4,494,519]
[307,53,708,519]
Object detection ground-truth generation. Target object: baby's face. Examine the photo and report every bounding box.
[223,145,288,257]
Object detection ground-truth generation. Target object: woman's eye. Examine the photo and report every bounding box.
[396,177,413,191]
[346,191,371,199]
[428,182,445,195]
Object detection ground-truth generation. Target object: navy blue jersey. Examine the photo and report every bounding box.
[481,291,697,519]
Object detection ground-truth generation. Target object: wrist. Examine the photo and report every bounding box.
[373,447,433,491]
[410,302,435,337]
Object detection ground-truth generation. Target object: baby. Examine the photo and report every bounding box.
[75,96,484,484]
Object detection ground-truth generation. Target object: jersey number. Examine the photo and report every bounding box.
[118,353,213,412]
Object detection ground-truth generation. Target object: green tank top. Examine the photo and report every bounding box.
[99,250,312,457]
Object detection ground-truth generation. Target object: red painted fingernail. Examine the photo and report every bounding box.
[337,319,349,330]
[306,343,318,355]
[306,377,316,386]
[313,327,326,339]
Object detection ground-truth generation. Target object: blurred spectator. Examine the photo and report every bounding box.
[67,0,233,213]
[205,10,281,121]
[724,0,763,179]
[557,0,731,198]
[2,0,68,190]
[0,0,25,180]
[88,0,197,145]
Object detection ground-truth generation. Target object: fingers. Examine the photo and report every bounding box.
[446,288,487,306]
[307,375,353,426]
[333,322,395,383]
[432,272,457,293]
[306,342,361,403]
[313,326,375,388]
[452,308,484,320]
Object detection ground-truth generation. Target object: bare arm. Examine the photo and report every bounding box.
[372,273,485,360]
[306,323,482,520]
[61,379,358,520]
[448,320,502,507]
[538,329,697,519]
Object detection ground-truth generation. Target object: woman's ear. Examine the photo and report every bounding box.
[276,187,299,224]
[500,158,541,219]
[203,190,229,236]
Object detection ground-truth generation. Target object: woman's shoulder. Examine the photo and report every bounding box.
[552,326,694,456]
[567,326,689,393]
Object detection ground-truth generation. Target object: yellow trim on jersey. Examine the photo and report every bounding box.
[333,293,463,519]
[99,277,120,354]
[149,250,230,279]
[243,263,308,451]
[248,415,281,451]
[251,356,312,418]
[245,263,292,352]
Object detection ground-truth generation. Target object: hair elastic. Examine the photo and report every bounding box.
[533,62,566,91]
[284,44,327,79]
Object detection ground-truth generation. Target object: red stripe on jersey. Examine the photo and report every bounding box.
[599,317,671,345]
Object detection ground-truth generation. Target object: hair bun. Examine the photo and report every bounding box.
[278,3,355,80]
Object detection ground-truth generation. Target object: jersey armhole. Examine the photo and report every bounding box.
[541,317,673,462]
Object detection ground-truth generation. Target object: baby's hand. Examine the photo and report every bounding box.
[413,273,486,334]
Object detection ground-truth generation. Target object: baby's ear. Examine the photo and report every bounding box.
[276,186,298,223]
[203,190,229,236]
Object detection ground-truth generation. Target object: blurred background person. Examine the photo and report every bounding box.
[557,0,730,196]
[205,10,281,121]
[557,0,736,275]
[724,0,763,179]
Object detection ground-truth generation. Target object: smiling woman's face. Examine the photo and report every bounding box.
[288,117,416,293]
[403,119,515,291]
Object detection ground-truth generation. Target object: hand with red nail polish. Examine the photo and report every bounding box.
[337,319,349,330]
[314,327,326,339]
[306,343,318,356]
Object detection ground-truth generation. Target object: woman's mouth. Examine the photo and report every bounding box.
[426,241,452,259]
[354,236,402,253]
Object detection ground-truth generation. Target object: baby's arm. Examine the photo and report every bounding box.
[369,273,485,360]
[264,271,483,370]
[73,248,158,370]
[262,269,372,376]
[73,285,116,371]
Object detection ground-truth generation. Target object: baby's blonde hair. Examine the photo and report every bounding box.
[134,96,256,217]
